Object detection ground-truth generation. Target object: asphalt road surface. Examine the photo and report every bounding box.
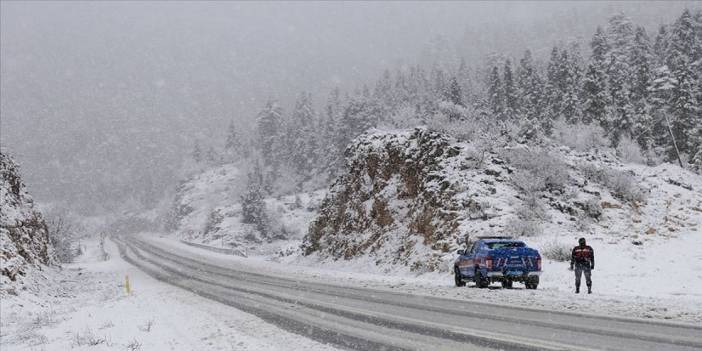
[114,236,702,351]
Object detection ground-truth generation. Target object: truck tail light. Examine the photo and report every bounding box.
[485,256,493,270]
[536,257,541,271]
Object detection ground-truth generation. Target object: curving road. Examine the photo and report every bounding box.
[114,236,702,351]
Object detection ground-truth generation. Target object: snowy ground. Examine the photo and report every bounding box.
[144,232,702,324]
[0,238,339,351]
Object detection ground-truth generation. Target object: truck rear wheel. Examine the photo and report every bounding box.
[454,267,466,287]
[525,276,539,290]
[475,270,489,288]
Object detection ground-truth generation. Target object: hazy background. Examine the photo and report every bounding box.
[1,1,697,214]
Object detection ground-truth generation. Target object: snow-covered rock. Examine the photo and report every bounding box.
[303,128,467,272]
[0,152,54,284]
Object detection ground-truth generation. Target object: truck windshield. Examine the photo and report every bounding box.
[487,241,525,249]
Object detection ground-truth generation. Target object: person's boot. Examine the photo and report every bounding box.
[587,285,592,294]
[575,286,580,294]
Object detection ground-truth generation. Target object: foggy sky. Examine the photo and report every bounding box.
[1,1,697,214]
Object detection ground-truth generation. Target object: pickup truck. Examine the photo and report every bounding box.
[453,236,541,289]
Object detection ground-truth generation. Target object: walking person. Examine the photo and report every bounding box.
[570,237,594,294]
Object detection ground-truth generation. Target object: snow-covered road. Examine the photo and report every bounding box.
[0,239,340,351]
[117,235,702,351]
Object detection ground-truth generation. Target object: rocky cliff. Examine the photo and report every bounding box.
[1,152,53,282]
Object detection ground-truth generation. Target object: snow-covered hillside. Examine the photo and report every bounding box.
[0,152,53,286]
[166,164,243,236]
[165,163,325,256]
[302,128,702,274]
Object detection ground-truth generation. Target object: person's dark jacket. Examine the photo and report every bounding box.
[570,245,595,269]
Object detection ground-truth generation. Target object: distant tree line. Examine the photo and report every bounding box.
[197,9,701,203]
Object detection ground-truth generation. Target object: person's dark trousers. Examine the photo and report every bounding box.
[574,264,592,293]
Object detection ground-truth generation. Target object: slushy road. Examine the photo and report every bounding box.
[115,236,702,351]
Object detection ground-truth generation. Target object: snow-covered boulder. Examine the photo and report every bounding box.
[0,152,54,283]
[303,128,478,272]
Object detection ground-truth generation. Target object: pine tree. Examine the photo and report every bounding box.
[240,161,268,234]
[318,87,345,174]
[631,27,653,102]
[582,63,608,126]
[591,26,610,64]
[340,93,380,147]
[445,76,464,107]
[664,9,701,161]
[502,59,518,121]
[606,55,635,145]
[395,68,411,106]
[440,76,464,122]
[289,92,318,178]
[543,46,565,133]
[605,13,637,145]
[374,69,396,118]
[693,10,702,59]
[561,46,583,123]
[653,25,669,66]
[487,65,504,121]
[607,14,635,58]
[516,50,543,129]
[431,65,447,98]
[630,26,654,147]
[412,65,436,116]
[374,69,393,98]
[224,120,243,159]
[456,57,473,106]
[256,100,284,166]
[649,65,683,166]
[585,25,611,127]
[694,10,702,170]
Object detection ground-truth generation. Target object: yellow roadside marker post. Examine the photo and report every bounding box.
[125,275,131,295]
